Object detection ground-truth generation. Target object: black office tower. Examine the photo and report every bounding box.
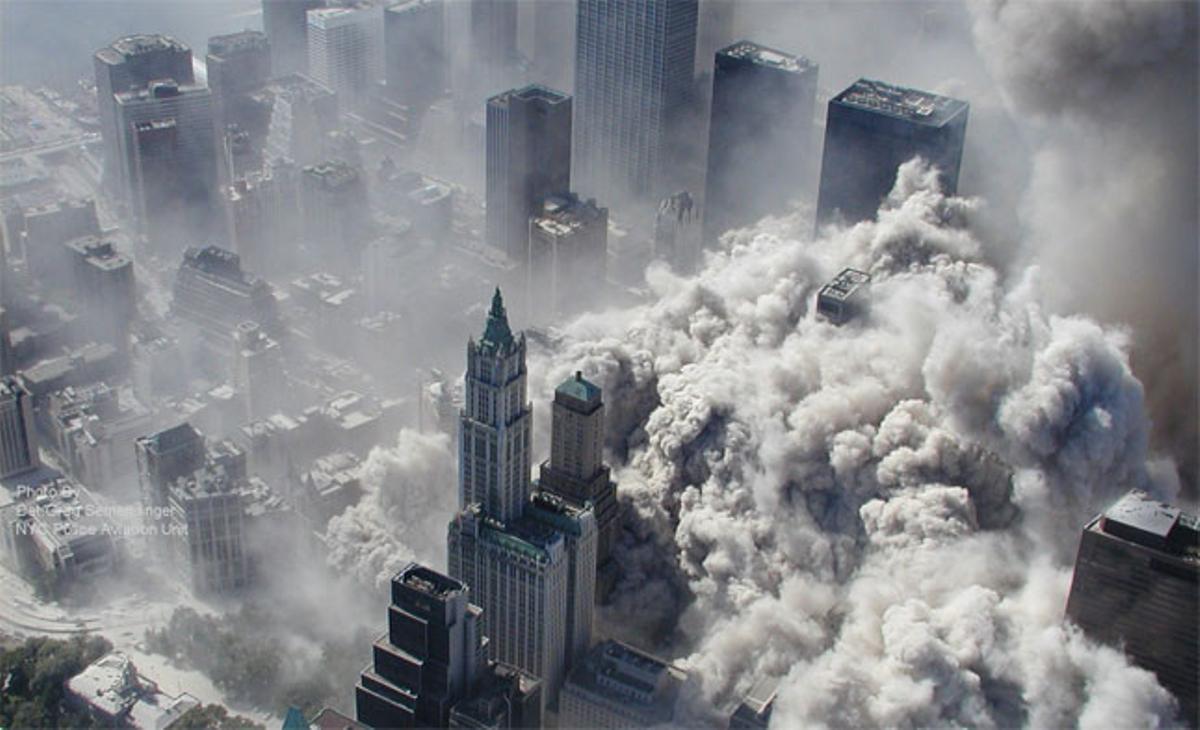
[1065,491,1198,725]
[703,41,817,249]
[385,0,446,108]
[262,0,323,76]
[815,79,968,227]
[574,0,698,203]
[485,85,572,262]
[356,563,486,728]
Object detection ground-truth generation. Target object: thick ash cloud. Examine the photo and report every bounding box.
[527,161,1184,726]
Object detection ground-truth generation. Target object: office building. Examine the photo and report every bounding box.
[486,85,572,262]
[532,0,576,93]
[114,81,220,252]
[1065,491,1198,724]
[470,0,518,90]
[526,193,607,322]
[64,235,136,350]
[253,74,340,167]
[538,371,618,594]
[224,162,301,273]
[206,31,273,129]
[703,41,818,248]
[300,159,373,270]
[0,376,39,479]
[18,197,101,289]
[728,676,778,729]
[448,663,542,728]
[355,563,487,728]
[816,78,969,226]
[232,321,285,420]
[164,457,249,593]
[525,491,597,670]
[0,307,11,377]
[262,0,323,76]
[695,0,736,75]
[384,0,446,108]
[45,383,152,491]
[65,652,199,728]
[559,640,688,728]
[815,268,871,325]
[171,245,281,350]
[653,190,699,273]
[573,0,699,202]
[93,34,194,192]
[135,422,206,511]
[307,3,385,111]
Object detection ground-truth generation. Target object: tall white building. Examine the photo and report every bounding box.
[307,2,384,111]
[447,289,596,706]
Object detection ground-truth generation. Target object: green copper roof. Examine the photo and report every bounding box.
[556,371,601,403]
[480,287,515,352]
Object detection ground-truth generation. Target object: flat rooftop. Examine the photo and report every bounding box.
[97,34,188,64]
[1096,490,1199,560]
[397,563,465,598]
[718,40,815,73]
[490,84,570,108]
[818,268,871,303]
[834,78,967,126]
[207,30,268,57]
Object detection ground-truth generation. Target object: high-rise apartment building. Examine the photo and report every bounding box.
[262,0,323,76]
[307,3,384,111]
[538,371,618,595]
[93,34,194,192]
[356,563,487,727]
[485,85,572,262]
[0,377,39,479]
[559,640,688,728]
[1065,491,1198,724]
[703,41,818,248]
[815,78,968,227]
[384,0,446,108]
[114,81,220,252]
[526,193,607,323]
[573,0,699,203]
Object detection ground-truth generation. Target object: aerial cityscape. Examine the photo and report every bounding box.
[0,0,1196,728]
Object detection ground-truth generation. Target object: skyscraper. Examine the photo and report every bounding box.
[307,3,385,111]
[384,0,446,108]
[1065,491,1198,724]
[114,81,220,252]
[538,371,619,595]
[206,31,272,129]
[485,85,572,262]
[703,41,818,248]
[573,0,699,203]
[447,290,596,706]
[93,34,194,192]
[653,190,699,273]
[526,193,607,322]
[531,0,576,93]
[0,377,39,479]
[262,0,322,76]
[815,78,968,227]
[355,563,487,728]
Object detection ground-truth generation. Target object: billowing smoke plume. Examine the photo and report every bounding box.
[323,429,456,591]
[526,160,1185,726]
[968,0,1199,493]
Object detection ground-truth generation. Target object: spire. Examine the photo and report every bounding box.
[481,287,514,351]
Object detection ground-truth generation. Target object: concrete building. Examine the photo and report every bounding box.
[486,85,572,262]
[356,563,487,728]
[262,0,323,76]
[114,81,220,253]
[63,235,136,351]
[135,422,207,516]
[1065,491,1198,724]
[295,451,362,525]
[695,0,736,75]
[470,0,518,93]
[232,321,285,420]
[816,79,969,227]
[815,268,871,325]
[653,190,699,274]
[16,197,101,290]
[526,193,607,323]
[538,371,618,595]
[207,30,273,139]
[703,41,818,248]
[252,73,340,167]
[728,676,778,729]
[559,640,688,728]
[573,0,698,202]
[448,662,542,729]
[93,34,194,193]
[531,0,576,94]
[224,161,301,273]
[300,160,373,270]
[384,0,446,108]
[171,245,281,351]
[1,376,39,479]
[0,307,11,377]
[65,652,199,728]
[44,383,152,491]
[307,2,385,111]
[525,491,597,670]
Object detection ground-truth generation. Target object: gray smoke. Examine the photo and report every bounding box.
[526,159,1185,726]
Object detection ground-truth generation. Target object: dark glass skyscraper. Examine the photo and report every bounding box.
[815,78,968,227]
[485,85,572,262]
[384,0,446,108]
[703,41,817,248]
[261,0,322,76]
[573,0,699,203]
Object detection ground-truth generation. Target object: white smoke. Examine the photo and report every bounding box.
[526,159,1185,726]
[322,429,456,591]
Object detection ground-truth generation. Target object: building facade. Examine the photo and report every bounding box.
[815,78,968,227]
[573,0,698,203]
[526,194,608,323]
[703,41,818,248]
[384,0,446,108]
[0,376,39,479]
[485,85,572,263]
[262,0,322,76]
[559,640,687,728]
[307,3,384,112]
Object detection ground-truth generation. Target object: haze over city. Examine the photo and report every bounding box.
[0,1,1195,728]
